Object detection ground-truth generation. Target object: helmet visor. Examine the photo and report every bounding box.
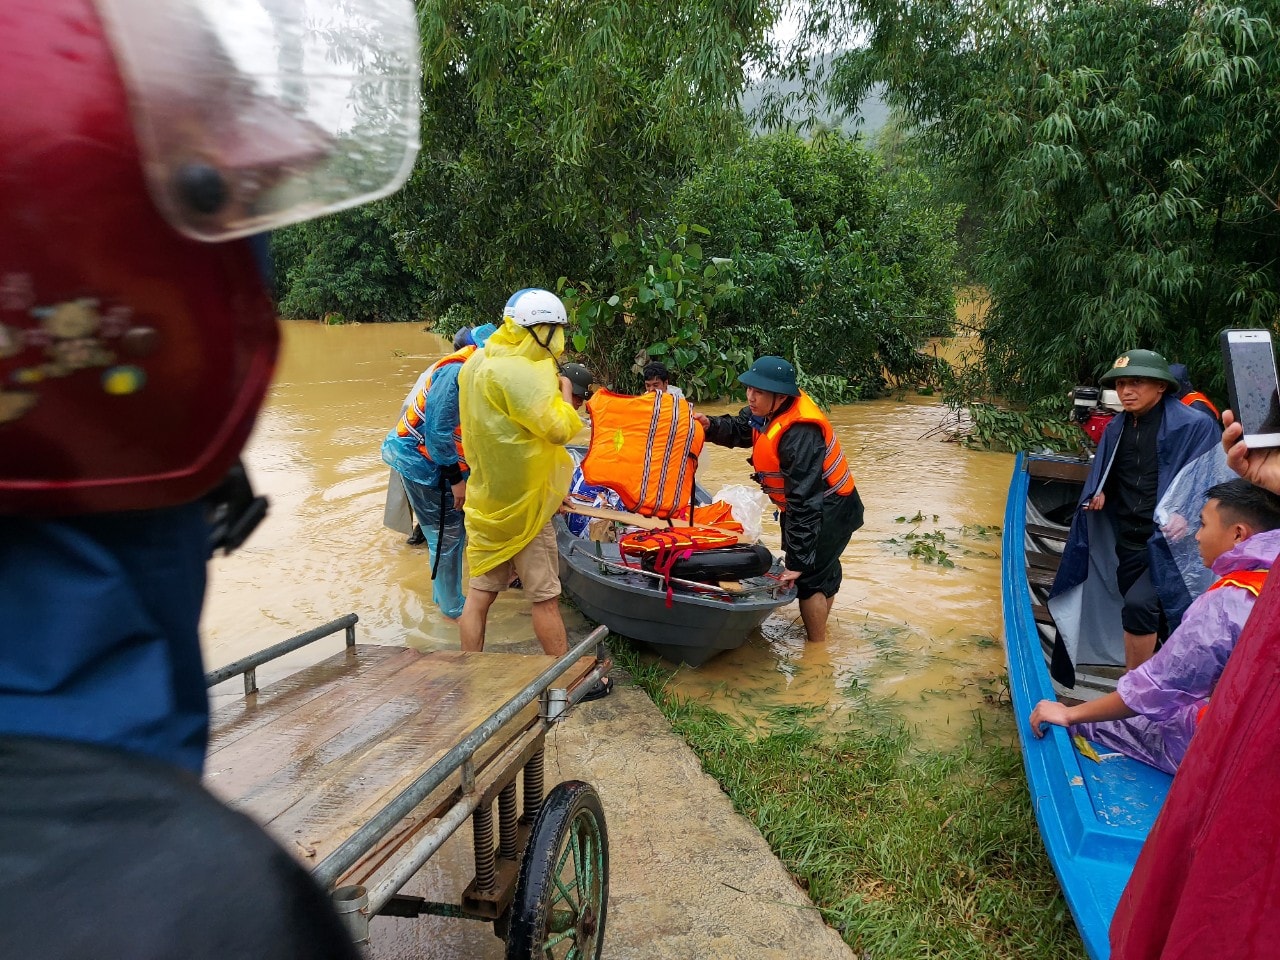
[95,0,420,241]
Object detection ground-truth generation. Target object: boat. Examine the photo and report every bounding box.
[1003,453,1172,960]
[556,448,796,666]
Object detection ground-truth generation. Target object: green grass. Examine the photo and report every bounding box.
[611,639,1084,959]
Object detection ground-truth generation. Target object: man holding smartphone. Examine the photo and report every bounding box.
[1049,349,1220,680]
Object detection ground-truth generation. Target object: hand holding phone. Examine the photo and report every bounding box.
[1221,329,1280,448]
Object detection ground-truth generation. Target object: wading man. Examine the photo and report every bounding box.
[694,357,864,643]
[456,289,583,658]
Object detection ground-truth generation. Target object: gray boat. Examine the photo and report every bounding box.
[556,449,796,666]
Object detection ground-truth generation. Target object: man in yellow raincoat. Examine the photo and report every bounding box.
[457,289,583,656]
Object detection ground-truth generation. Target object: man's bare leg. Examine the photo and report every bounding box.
[459,588,499,652]
[1124,630,1157,671]
[530,597,568,657]
[798,592,833,643]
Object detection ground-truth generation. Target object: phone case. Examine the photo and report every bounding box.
[1220,329,1280,446]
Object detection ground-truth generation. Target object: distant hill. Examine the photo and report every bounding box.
[740,56,889,140]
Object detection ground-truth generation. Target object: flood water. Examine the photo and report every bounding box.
[203,320,1014,744]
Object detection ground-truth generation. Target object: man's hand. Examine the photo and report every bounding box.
[1029,699,1072,737]
[777,568,801,585]
[451,479,467,511]
[1223,410,1280,495]
[1161,512,1189,541]
[693,412,710,428]
[1084,491,1106,511]
[559,375,574,405]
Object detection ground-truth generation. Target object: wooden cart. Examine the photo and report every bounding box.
[204,618,612,959]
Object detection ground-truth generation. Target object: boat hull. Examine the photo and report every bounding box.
[556,520,793,666]
[1004,454,1171,959]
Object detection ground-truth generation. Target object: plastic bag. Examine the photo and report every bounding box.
[713,484,768,543]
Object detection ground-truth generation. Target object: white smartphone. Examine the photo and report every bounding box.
[1221,329,1280,448]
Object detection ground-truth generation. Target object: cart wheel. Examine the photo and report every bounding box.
[505,780,608,960]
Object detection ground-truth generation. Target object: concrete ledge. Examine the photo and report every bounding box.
[548,674,854,960]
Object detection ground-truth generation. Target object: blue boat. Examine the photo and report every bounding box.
[1003,453,1172,960]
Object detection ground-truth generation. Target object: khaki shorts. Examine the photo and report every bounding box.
[469,520,561,603]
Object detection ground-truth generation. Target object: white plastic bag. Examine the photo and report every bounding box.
[713,484,769,543]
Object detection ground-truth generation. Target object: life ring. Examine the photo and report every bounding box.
[641,543,774,583]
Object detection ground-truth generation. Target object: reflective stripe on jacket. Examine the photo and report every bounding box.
[751,392,855,509]
[581,390,705,519]
[396,345,476,468]
[1181,391,1220,419]
[1207,568,1270,598]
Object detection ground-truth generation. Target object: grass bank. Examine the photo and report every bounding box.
[610,639,1084,959]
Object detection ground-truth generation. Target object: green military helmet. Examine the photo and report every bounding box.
[1099,349,1181,390]
[738,356,800,396]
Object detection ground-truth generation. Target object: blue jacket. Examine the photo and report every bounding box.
[1048,395,1219,685]
[381,360,466,489]
[0,506,210,773]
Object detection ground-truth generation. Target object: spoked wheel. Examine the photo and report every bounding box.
[505,780,608,960]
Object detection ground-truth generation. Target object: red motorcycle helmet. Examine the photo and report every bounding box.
[0,0,419,514]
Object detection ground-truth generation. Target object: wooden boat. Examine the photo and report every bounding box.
[556,448,796,666]
[1004,453,1172,960]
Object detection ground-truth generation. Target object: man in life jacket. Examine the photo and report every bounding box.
[457,290,590,659]
[1030,478,1280,774]
[0,0,420,954]
[1049,350,1220,679]
[1169,361,1221,421]
[694,357,865,643]
[382,323,496,620]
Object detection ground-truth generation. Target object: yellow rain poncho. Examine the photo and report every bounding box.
[458,318,583,577]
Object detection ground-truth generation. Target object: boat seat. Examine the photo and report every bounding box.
[1026,522,1069,542]
[1026,458,1091,483]
[1032,602,1055,625]
[1027,550,1061,573]
[1027,567,1057,589]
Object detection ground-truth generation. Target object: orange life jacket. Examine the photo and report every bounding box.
[618,526,742,606]
[1206,569,1270,598]
[1181,391,1220,419]
[396,345,476,469]
[752,392,855,509]
[581,390,705,519]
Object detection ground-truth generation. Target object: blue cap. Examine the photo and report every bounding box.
[473,323,497,348]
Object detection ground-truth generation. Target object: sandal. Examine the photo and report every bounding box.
[579,677,614,702]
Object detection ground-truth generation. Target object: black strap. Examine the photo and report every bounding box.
[205,461,268,556]
[431,480,448,580]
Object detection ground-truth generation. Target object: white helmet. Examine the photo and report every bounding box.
[504,288,568,327]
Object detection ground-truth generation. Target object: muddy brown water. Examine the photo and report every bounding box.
[203,319,1014,745]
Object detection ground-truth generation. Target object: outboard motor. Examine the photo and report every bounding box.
[1071,386,1120,447]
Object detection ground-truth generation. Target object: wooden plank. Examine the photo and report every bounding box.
[1026,458,1091,483]
[1027,567,1057,589]
[1026,522,1069,542]
[206,646,597,864]
[1032,603,1055,625]
[561,500,744,543]
[1027,550,1061,573]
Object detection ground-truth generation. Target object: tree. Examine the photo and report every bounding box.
[668,132,960,397]
[382,0,777,318]
[799,0,1280,404]
[272,204,430,324]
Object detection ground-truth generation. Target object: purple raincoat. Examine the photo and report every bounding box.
[1073,527,1280,774]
